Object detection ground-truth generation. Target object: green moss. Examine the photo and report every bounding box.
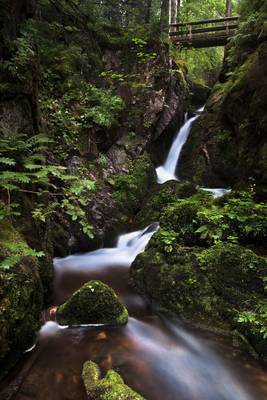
[198,243,266,296]
[131,244,223,325]
[82,361,145,400]
[135,181,198,226]
[112,153,155,213]
[0,220,43,378]
[56,280,128,326]
[159,192,212,245]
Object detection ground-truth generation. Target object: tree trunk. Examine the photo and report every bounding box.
[160,0,169,30]
[226,0,232,17]
[145,0,152,24]
[170,0,178,25]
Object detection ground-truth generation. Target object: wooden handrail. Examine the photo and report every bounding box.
[169,24,238,36]
[170,16,238,28]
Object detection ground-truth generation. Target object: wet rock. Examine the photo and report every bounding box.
[56,281,128,326]
[0,221,43,379]
[82,361,145,400]
[131,242,223,326]
[179,41,267,192]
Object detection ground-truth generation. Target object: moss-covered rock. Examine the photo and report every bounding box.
[131,240,223,326]
[135,181,199,227]
[82,361,145,400]
[131,230,267,359]
[0,220,43,378]
[198,243,267,360]
[198,243,266,296]
[56,280,128,326]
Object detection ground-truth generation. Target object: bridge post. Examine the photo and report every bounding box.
[169,0,178,32]
[226,0,232,17]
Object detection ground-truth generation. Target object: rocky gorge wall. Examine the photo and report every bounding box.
[178,1,267,194]
[0,0,188,376]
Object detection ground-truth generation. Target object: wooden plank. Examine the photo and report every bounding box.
[170,16,238,28]
[171,32,235,48]
[169,24,237,36]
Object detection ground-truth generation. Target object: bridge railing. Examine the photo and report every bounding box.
[169,16,238,39]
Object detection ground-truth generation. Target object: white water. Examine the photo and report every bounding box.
[54,222,159,275]
[200,187,232,198]
[156,106,204,184]
[156,106,231,198]
[28,223,260,400]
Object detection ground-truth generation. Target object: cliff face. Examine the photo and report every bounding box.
[0,0,188,375]
[179,2,267,194]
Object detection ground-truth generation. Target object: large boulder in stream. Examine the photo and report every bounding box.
[131,180,267,361]
[56,280,128,326]
[82,361,145,400]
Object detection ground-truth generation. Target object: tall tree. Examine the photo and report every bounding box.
[160,0,169,29]
[145,0,152,23]
[170,0,178,25]
[226,0,232,16]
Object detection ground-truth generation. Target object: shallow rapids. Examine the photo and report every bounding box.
[4,226,267,400]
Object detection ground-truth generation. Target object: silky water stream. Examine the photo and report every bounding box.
[1,109,267,400]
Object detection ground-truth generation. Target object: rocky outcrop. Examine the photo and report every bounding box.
[56,281,128,326]
[0,221,43,378]
[179,5,267,193]
[131,182,267,361]
[82,361,145,400]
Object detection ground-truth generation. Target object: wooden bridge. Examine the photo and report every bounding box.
[169,16,238,48]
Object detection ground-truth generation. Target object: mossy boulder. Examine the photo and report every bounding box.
[131,232,267,359]
[198,243,266,296]
[82,361,145,400]
[135,181,199,227]
[56,281,128,326]
[198,243,267,360]
[131,240,223,326]
[0,220,43,378]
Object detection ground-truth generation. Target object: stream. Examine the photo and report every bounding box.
[1,109,267,400]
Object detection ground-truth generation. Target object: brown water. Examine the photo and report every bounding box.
[1,230,267,400]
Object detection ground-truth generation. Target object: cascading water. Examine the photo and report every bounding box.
[156,106,204,184]
[156,105,231,198]
[2,113,267,400]
[6,224,267,400]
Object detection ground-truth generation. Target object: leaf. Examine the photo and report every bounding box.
[0,157,16,166]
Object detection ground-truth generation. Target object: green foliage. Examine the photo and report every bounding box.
[157,229,178,253]
[0,33,36,84]
[0,130,96,268]
[112,153,153,212]
[159,193,212,245]
[196,192,266,245]
[0,242,44,271]
[177,0,238,85]
[180,48,224,86]
[40,84,124,150]
[237,304,267,340]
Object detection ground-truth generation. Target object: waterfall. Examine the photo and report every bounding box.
[156,106,204,184]
[156,106,232,198]
[54,223,159,274]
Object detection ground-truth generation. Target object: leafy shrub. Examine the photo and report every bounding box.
[160,193,212,245]
[40,83,124,151]
[112,153,153,212]
[237,303,267,340]
[0,131,96,268]
[196,192,267,245]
